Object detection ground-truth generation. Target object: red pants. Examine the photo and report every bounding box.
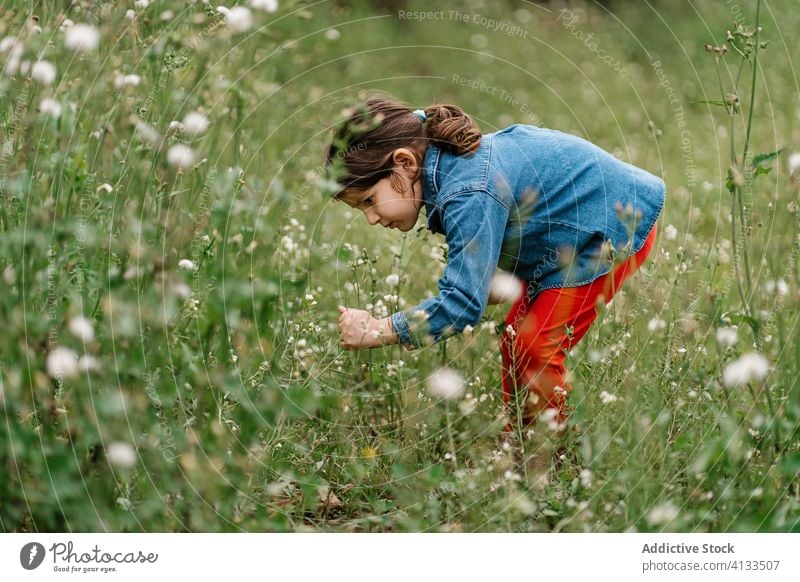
[501,224,658,428]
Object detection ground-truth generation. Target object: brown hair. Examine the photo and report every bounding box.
[324,94,481,198]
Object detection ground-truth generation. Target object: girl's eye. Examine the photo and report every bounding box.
[364,196,374,205]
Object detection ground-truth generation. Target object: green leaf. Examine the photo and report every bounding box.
[721,311,761,334]
[752,149,783,167]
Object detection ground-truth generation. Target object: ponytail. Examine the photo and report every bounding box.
[421,103,482,156]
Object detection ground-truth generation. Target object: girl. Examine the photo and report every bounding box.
[328,95,664,430]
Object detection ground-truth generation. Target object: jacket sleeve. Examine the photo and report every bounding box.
[390,189,510,349]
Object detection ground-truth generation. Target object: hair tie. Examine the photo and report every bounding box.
[412,109,427,122]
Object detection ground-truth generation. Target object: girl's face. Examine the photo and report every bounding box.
[340,148,423,232]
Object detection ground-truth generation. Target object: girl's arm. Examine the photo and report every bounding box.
[390,189,510,349]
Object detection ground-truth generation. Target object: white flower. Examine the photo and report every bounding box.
[46,347,79,380]
[723,352,769,387]
[135,120,160,146]
[0,36,23,55]
[178,258,196,271]
[579,468,592,487]
[385,273,399,287]
[426,367,465,401]
[166,144,195,169]
[489,271,523,304]
[250,0,278,12]
[538,408,565,432]
[125,9,136,20]
[68,316,95,342]
[113,73,141,89]
[31,60,56,85]
[788,152,800,176]
[171,282,191,299]
[764,279,788,296]
[78,355,102,374]
[647,318,666,332]
[106,442,137,469]
[599,390,618,404]
[647,501,679,526]
[182,111,209,135]
[226,6,253,32]
[325,28,341,40]
[96,183,113,194]
[64,24,100,52]
[664,224,678,241]
[715,326,738,348]
[39,98,62,118]
[134,0,150,9]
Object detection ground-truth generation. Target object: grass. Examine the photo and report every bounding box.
[0,0,798,532]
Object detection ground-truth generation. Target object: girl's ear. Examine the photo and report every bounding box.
[391,148,419,179]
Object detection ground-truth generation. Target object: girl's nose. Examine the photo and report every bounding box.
[364,209,380,225]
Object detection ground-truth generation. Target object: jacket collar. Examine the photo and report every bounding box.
[421,143,443,232]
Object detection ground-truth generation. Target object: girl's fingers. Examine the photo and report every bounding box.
[338,305,347,314]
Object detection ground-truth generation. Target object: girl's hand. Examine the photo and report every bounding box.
[337,306,398,350]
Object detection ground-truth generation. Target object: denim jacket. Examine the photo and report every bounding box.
[390,124,666,349]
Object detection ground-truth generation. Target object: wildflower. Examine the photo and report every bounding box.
[722,353,769,387]
[171,282,191,299]
[183,111,209,135]
[599,390,617,404]
[78,355,102,374]
[113,73,141,89]
[715,326,738,348]
[39,98,62,118]
[135,120,160,146]
[489,271,523,303]
[3,265,15,285]
[647,317,666,332]
[250,0,278,12]
[664,224,678,241]
[125,9,136,20]
[579,468,593,487]
[106,442,137,469]
[134,0,150,8]
[68,316,95,343]
[646,501,679,526]
[539,408,565,432]
[31,60,56,85]
[64,24,100,52]
[226,6,253,32]
[178,259,196,271]
[385,273,400,287]
[46,347,79,380]
[167,145,195,169]
[325,29,341,40]
[764,279,788,296]
[426,367,465,401]
[788,152,800,176]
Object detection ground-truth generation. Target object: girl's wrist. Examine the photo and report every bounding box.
[379,317,399,346]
